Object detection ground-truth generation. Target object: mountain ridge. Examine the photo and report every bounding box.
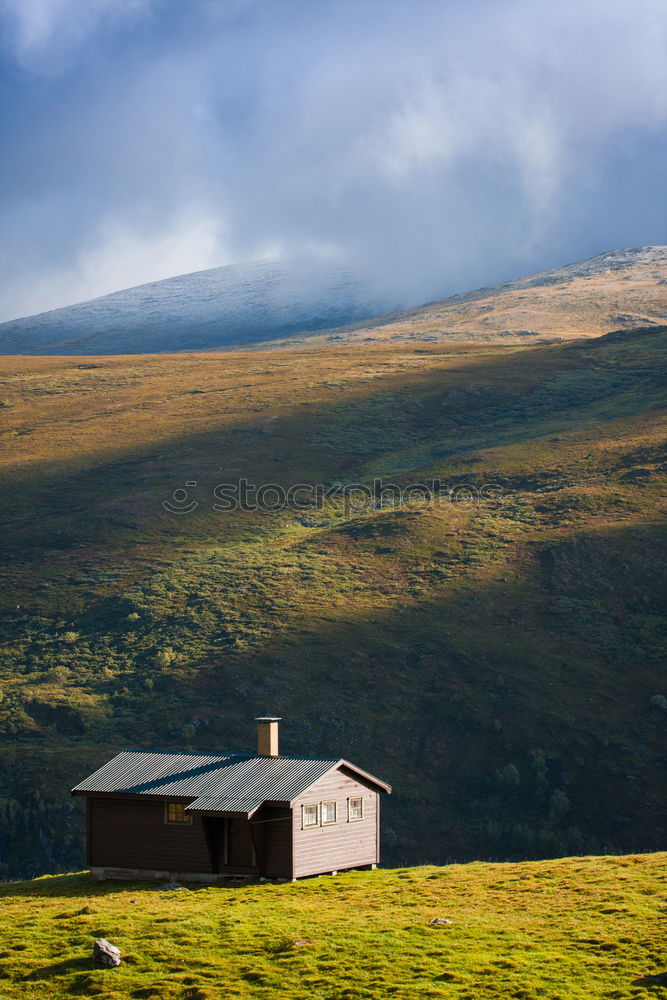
[283,244,667,348]
[0,256,396,356]
[1,246,666,355]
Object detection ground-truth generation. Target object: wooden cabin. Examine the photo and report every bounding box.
[72,718,391,882]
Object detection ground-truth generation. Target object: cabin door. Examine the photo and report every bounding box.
[228,819,256,868]
[202,817,226,873]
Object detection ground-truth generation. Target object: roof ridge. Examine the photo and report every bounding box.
[121,748,340,762]
[122,748,253,758]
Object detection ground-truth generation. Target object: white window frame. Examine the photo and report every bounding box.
[302,802,319,829]
[321,800,337,826]
[347,796,364,822]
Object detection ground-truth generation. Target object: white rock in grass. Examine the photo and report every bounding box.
[93,938,121,967]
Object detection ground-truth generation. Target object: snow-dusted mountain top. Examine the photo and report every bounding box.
[1,246,666,356]
[433,246,667,308]
[0,257,396,356]
[505,245,667,287]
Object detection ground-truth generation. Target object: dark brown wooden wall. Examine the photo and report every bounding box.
[88,796,213,872]
[252,806,292,879]
[292,769,379,879]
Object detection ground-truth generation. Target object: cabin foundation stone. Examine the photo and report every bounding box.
[90,866,255,883]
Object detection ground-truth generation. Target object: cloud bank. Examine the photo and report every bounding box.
[0,0,666,321]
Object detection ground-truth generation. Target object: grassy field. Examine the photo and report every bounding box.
[0,854,665,1000]
[0,326,666,878]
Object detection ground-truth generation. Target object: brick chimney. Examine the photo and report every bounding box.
[255,717,281,757]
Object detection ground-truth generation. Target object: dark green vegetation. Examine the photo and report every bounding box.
[0,327,666,878]
[0,855,665,999]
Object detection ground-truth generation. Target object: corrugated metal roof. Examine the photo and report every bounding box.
[71,749,340,811]
[71,750,243,796]
[72,748,391,815]
[185,795,265,818]
[186,755,340,807]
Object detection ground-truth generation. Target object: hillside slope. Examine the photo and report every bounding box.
[271,245,667,349]
[0,855,665,999]
[1,247,666,355]
[0,327,665,879]
[0,257,394,356]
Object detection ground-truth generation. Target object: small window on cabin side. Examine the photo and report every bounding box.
[348,796,363,821]
[165,802,192,825]
[302,803,319,828]
[321,800,337,825]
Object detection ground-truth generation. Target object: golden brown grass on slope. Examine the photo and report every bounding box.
[260,251,667,348]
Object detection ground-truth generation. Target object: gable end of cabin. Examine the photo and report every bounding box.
[292,764,381,879]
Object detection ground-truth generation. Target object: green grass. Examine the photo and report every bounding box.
[0,854,665,999]
[0,330,666,877]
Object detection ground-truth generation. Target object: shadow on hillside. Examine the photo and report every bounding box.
[203,515,667,858]
[2,330,664,586]
[632,973,667,989]
[0,872,260,900]
[2,511,666,871]
[1,508,665,863]
[21,955,92,979]
[1,332,666,875]
[0,873,105,899]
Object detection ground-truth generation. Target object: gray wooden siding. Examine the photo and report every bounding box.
[292,768,378,879]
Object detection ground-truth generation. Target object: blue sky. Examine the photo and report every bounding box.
[0,0,666,321]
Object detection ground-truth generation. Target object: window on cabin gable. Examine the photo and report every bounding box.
[302,802,319,828]
[348,796,363,821]
[321,800,337,825]
[164,802,192,825]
